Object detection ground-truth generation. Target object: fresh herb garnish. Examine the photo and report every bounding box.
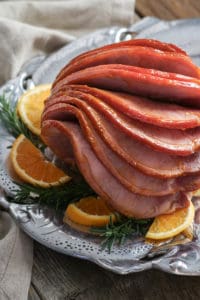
[11,178,95,210]
[0,93,151,252]
[92,216,152,252]
[0,94,45,150]
[0,93,94,209]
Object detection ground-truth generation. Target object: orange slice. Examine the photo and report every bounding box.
[145,201,195,240]
[11,134,70,187]
[17,84,51,135]
[182,225,194,240]
[193,189,200,197]
[64,196,117,227]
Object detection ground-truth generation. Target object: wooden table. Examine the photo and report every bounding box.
[28,1,200,299]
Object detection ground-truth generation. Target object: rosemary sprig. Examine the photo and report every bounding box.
[0,94,45,150]
[92,216,152,252]
[0,94,151,252]
[0,93,94,208]
[11,178,95,210]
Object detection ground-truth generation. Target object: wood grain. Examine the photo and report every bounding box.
[29,242,200,300]
[136,0,200,20]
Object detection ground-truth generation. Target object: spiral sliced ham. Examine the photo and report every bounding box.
[43,95,200,179]
[50,85,200,130]
[52,64,200,108]
[42,102,200,196]
[67,39,188,64]
[54,47,199,82]
[41,39,200,219]
[41,120,191,218]
[53,39,191,86]
[45,90,200,156]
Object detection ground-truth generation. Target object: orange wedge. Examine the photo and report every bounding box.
[17,84,51,135]
[10,134,70,187]
[65,196,117,227]
[193,189,200,197]
[145,201,195,240]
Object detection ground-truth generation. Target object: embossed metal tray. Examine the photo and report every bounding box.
[1,17,200,275]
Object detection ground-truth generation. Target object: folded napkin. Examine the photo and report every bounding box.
[0,0,135,85]
[0,0,135,299]
[0,212,33,300]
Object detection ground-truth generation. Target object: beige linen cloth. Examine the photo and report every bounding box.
[0,1,135,299]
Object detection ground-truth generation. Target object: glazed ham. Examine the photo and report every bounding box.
[52,64,200,108]
[54,47,199,82]
[64,39,188,65]
[45,91,200,156]
[43,96,200,179]
[41,39,200,219]
[53,39,191,85]
[51,85,200,130]
[41,120,191,218]
[42,102,200,196]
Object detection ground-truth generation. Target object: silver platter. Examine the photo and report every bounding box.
[1,17,200,275]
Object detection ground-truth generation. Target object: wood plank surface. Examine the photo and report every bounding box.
[29,242,200,300]
[28,2,200,299]
[136,0,200,20]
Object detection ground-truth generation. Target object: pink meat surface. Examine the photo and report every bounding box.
[68,39,187,64]
[52,64,200,108]
[56,46,199,80]
[42,40,200,219]
[43,102,200,196]
[43,94,200,178]
[51,84,200,129]
[41,120,190,218]
[45,90,200,156]
[54,39,188,85]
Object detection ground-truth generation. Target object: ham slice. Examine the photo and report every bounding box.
[52,64,200,108]
[42,102,200,196]
[55,46,199,81]
[51,85,200,130]
[45,91,200,156]
[54,39,188,86]
[43,94,200,179]
[68,39,187,63]
[41,120,190,218]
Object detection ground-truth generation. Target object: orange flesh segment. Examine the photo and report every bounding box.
[11,134,70,187]
[65,196,117,227]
